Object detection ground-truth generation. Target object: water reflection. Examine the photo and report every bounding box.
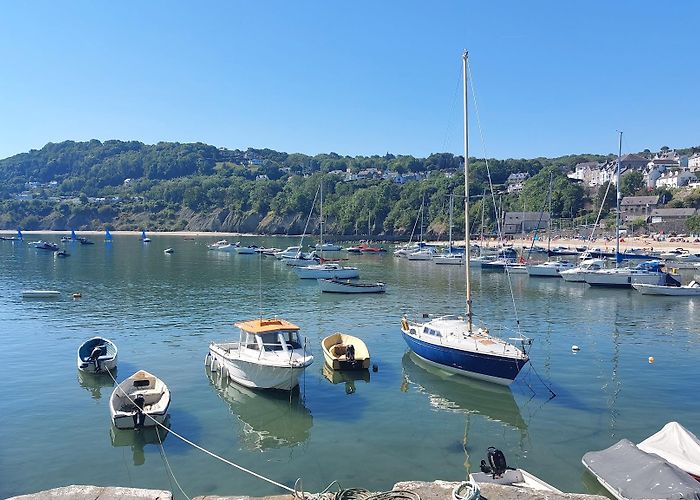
[77,369,115,400]
[206,368,312,451]
[322,363,371,395]
[110,418,170,466]
[401,352,526,430]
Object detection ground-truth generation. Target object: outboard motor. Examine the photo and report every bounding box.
[133,394,146,428]
[479,446,511,479]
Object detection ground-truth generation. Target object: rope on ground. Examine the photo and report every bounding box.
[333,489,421,500]
[103,368,298,495]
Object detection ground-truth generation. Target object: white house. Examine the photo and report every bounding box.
[506,172,529,193]
[689,153,700,172]
[655,169,697,188]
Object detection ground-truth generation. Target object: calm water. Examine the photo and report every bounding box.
[1,235,699,498]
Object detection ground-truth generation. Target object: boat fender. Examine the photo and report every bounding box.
[401,318,409,331]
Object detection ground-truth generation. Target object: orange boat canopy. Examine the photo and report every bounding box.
[234,318,300,335]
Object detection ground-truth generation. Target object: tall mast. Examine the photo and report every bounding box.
[463,50,473,333]
[319,179,324,260]
[615,131,622,267]
[448,193,454,251]
[546,172,553,253]
[420,194,425,244]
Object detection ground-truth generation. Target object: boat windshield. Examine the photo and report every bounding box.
[283,331,303,350]
[259,332,285,351]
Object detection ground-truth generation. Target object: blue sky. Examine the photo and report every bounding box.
[0,1,698,161]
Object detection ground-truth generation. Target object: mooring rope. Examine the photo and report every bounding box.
[103,369,298,495]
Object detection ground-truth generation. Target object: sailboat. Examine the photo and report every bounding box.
[400,51,530,386]
[141,229,151,243]
[407,195,435,261]
[295,180,359,279]
[105,228,113,243]
[526,174,575,277]
[583,133,676,288]
[435,193,464,265]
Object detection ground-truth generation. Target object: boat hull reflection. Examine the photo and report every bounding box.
[110,417,170,466]
[206,367,312,450]
[402,352,525,430]
[77,369,115,400]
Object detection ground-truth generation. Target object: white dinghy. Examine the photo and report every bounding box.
[77,337,118,373]
[109,370,171,429]
[318,278,386,294]
[633,280,700,296]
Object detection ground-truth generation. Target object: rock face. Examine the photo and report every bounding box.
[7,485,172,500]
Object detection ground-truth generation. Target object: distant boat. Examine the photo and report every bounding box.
[21,290,60,298]
[28,240,59,251]
[321,332,370,370]
[77,337,118,374]
[105,228,113,243]
[17,228,23,241]
[163,248,174,254]
[318,278,386,294]
[632,280,700,296]
[77,236,94,245]
[560,258,606,283]
[110,370,170,429]
[141,230,151,243]
[55,250,70,258]
[312,243,343,252]
[295,262,359,280]
[526,260,575,277]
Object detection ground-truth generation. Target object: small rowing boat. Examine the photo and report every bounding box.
[321,332,370,370]
[109,370,170,429]
[318,278,386,294]
[77,337,118,373]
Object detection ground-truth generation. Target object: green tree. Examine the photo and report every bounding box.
[620,171,645,196]
[687,215,700,234]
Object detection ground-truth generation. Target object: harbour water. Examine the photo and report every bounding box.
[1,235,699,498]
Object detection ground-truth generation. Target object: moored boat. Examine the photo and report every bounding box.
[434,254,464,265]
[318,278,386,293]
[294,262,359,279]
[560,258,606,282]
[21,290,60,298]
[321,332,370,370]
[206,318,313,391]
[469,446,561,493]
[77,337,118,373]
[526,260,575,277]
[583,260,677,288]
[632,280,700,296]
[109,370,170,429]
[140,229,151,243]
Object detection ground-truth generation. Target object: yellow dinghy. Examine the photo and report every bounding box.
[321,332,370,370]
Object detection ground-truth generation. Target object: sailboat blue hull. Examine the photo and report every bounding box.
[401,331,527,385]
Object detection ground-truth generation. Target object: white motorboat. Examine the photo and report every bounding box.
[407,249,434,261]
[469,255,494,267]
[235,245,257,254]
[321,332,371,370]
[294,263,359,279]
[163,248,174,254]
[274,246,302,259]
[313,242,342,252]
[21,290,60,298]
[675,251,700,263]
[109,370,170,429]
[505,263,528,274]
[560,258,606,282]
[77,337,118,373]
[206,318,314,391]
[318,278,386,294]
[207,239,229,250]
[583,260,675,288]
[434,254,464,265]
[632,280,700,296]
[283,253,320,267]
[526,260,575,277]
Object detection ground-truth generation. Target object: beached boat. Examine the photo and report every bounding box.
[109,370,170,429]
[21,290,60,298]
[632,280,700,296]
[582,438,700,500]
[318,278,386,294]
[321,332,370,370]
[294,262,359,279]
[206,318,314,391]
[77,337,118,373]
[526,260,575,277]
[401,51,530,387]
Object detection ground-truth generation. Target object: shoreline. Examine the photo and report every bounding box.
[2,230,699,252]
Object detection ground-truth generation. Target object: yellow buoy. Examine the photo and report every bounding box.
[648,356,654,364]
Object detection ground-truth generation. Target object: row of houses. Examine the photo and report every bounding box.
[502,194,697,234]
[568,150,700,190]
